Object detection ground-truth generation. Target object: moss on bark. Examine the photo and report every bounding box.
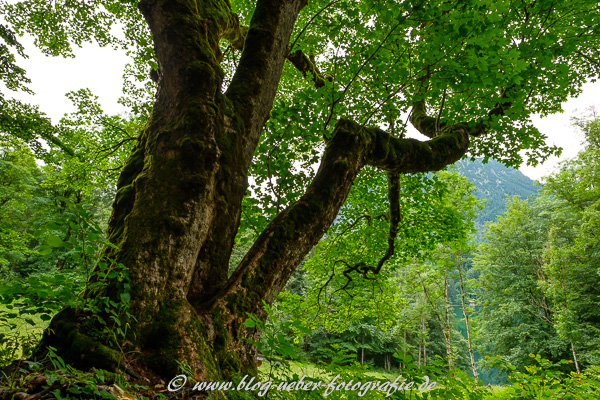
[37,308,121,372]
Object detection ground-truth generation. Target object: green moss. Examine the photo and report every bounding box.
[142,302,185,376]
[41,308,121,372]
[198,0,233,25]
[116,139,145,190]
[186,61,223,86]
[210,306,244,375]
[225,292,251,317]
[114,184,134,208]
[210,307,228,352]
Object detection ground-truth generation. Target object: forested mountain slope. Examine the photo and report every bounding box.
[453,158,539,228]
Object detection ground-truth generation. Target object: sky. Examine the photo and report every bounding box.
[6,35,599,182]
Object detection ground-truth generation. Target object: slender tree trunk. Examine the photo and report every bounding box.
[361,335,365,366]
[443,273,454,367]
[418,337,422,367]
[457,260,478,380]
[418,314,425,367]
[418,268,452,367]
[403,329,407,367]
[558,269,581,375]
[571,341,581,373]
[423,336,427,366]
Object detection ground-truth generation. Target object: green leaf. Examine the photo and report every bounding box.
[46,234,63,247]
[38,245,53,255]
[120,292,131,304]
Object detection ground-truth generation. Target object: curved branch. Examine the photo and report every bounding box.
[410,100,445,138]
[376,172,401,273]
[209,114,470,313]
[410,86,516,139]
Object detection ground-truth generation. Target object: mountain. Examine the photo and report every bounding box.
[452,158,539,228]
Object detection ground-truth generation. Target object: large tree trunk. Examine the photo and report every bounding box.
[38,0,475,382]
[40,0,308,380]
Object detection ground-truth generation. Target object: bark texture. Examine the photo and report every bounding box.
[39,0,492,381]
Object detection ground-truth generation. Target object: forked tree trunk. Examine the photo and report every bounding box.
[38,0,475,381]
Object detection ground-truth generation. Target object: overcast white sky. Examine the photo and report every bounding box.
[7,35,599,182]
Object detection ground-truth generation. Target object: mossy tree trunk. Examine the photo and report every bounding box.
[40,0,497,381]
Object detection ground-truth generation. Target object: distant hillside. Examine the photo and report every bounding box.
[452,158,539,228]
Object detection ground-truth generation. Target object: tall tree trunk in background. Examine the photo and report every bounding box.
[403,329,407,367]
[418,315,424,367]
[457,261,478,380]
[419,269,453,368]
[571,341,581,374]
[423,336,427,366]
[443,273,454,367]
[361,336,365,366]
[38,0,474,381]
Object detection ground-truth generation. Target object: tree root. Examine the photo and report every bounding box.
[36,307,122,372]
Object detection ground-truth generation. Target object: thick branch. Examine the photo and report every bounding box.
[222,23,330,90]
[212,116,469,313]
[410,101,445,138]
[337,171,401,285]
[286,49,330,88]
[410,87,515,139]
[359,119,470,173]
[226,0,307,151]
[222,15,247,52]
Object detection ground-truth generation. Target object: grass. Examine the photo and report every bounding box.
[259,359,401,383]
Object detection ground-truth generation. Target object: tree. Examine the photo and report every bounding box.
[0,140,41,276]
[473,197,572,373]
[2,0,599,381]
[540,111,600,369]
[474,114,600,376]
